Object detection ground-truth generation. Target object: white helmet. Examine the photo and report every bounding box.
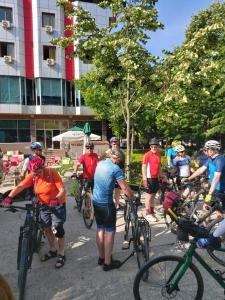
[175,145,185,152]
[204,140,221,151]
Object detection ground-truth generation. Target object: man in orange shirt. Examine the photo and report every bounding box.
[3,156,66,268]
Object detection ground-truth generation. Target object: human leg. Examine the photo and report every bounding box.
[96,227,105,260]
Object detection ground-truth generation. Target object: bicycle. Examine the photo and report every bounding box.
[120,187,151,278]
[0,201,44,300]
[72,173,84,212]
[133,217,225,300]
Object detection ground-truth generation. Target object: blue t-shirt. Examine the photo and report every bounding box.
[173,155,191,177]
[166,148,176,167]
[93,158,123,204]
[204,155,225,192]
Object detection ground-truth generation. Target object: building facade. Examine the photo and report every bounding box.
[0,0,111,153]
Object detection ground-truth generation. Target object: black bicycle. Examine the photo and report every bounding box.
[0,201,44,300]
[121,188,151,279]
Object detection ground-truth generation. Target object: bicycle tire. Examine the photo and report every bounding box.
[82,192,94,229]
[207,216,225,266]
[18,236,30,300]
[73,179,82,212]
[35,228,44,254]
[135,223,150,281]
[133,255,204,300]
[124,203,130,242]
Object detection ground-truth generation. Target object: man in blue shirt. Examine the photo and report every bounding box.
[93,150,133,271]
[188,140,225,249]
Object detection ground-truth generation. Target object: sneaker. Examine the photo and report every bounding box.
[103,259,121,271]
[98,257,104,265]
[146,214,159,223]
[122,240,130,250]
[197,235,221,249]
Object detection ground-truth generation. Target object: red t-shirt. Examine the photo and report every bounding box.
[142,151,161,178]
[79,153,99,179]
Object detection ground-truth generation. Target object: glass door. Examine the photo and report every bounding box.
[46,130,53,149]
[53,130,60,149]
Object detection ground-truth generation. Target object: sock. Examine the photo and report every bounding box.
[146,208,151,215]
[150,207,154,214]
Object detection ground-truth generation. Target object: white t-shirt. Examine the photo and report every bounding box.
[173,155,191,177]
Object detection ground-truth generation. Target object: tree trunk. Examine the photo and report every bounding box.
[131,120,134,155]
[126,76,131,181]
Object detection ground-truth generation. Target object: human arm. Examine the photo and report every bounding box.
[142,163,148,187]
[51,170,66,201]
[188,165,207,180]
[117,179,134,199]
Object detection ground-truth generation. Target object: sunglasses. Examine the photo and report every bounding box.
[86,147,94,149]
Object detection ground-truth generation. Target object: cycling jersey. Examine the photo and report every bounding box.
[204,155,225,192]
[93,159,123,204]
[18,168,65,205]
[142,151,161,179]
[173,155,191,177]
[79,153,99,179]
[166,148,176,167]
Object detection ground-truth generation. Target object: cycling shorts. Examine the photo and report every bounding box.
[146,178,159,194]
[40,204,66,228]
[93,202,116,232]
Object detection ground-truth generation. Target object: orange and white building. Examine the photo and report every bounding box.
[0,0,111,152]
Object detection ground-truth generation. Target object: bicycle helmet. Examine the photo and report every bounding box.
[110,136,118,143]
[204,140,221,151]
[85,142,94,149]
[28,156,45,172]
[175,145,185,152]
[30,142,42,150]
[149,138,159,146]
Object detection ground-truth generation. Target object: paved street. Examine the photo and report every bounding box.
[0,173,225,299]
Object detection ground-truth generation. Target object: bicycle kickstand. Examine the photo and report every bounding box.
[119,251,135,268]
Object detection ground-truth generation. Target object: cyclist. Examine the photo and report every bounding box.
[188,140,225,248]
[173,145,191,189]
[93,149,133,271]
[72,142,99,191]
[166,140,181,168]
[142,138,165,222]
[21,142,45,179]
[3,156,66,268]
[102,136,125,210]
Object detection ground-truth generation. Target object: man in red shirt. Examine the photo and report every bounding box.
[142,138,162,222]
[72,142,99,190]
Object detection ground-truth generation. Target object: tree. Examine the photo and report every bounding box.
[53,0,163,179]
[154,2,225,146]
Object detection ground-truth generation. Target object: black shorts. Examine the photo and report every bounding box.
[93,202,116,232]
[146,178,159,194]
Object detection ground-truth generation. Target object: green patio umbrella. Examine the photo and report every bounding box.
[83,122,91,153]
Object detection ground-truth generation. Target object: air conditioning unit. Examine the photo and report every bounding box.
[45,25,53,33]
[2,20,11,29]
[4,56,12,64]
[47,58,55,66]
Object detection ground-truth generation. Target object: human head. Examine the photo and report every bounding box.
[85,142,94,154]
[175,145,185,157]
[204,140,221,157]
[171,140,181,148]
[27,156,45,174]
[149,138,159,153]
[30,142,42,155]
[0,273,15,300]
[110,149,122,165]
[110,136,119,150]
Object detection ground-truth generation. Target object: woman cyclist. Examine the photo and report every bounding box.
[3,156,66,268]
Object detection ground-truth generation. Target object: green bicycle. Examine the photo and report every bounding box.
[133,218,225,299]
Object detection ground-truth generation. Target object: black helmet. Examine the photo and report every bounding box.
[85,142,94,149]
[149,138,159,146]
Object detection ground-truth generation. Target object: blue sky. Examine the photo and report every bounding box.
[147,0,216,56]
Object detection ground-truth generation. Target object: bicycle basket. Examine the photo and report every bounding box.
[163,191,180,212]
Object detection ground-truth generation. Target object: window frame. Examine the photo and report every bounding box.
[0,41,15,58]
[0,6,13,23]
[42,12,55,28]
[43,45,56,60]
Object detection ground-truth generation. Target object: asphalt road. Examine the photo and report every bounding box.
[0,174,225,300]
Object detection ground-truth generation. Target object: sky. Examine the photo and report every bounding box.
[147,0,217,56]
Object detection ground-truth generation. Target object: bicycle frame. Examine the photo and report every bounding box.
[166,241,225,294]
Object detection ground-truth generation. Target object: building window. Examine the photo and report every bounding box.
[0,6,13,23]
[41,78,61,105]
[0,42,14,57]
[43,46,56,60]
[26,79,35,105]
[0,76,20,104]
[42,12,55,28]
[0,120,31,143]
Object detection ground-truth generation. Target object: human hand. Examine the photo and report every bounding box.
[143,180,148,188]
[49,198,60,207]
[204,194,212,203]
[3,196,13,207]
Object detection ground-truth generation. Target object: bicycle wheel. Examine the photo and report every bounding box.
[135,222,150,281]
[73,179,82,212]
[124,203,130,242]
[133,255,204,300]
[207,216,225,266]
[82,192,94,229]
[18,236,31,300]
